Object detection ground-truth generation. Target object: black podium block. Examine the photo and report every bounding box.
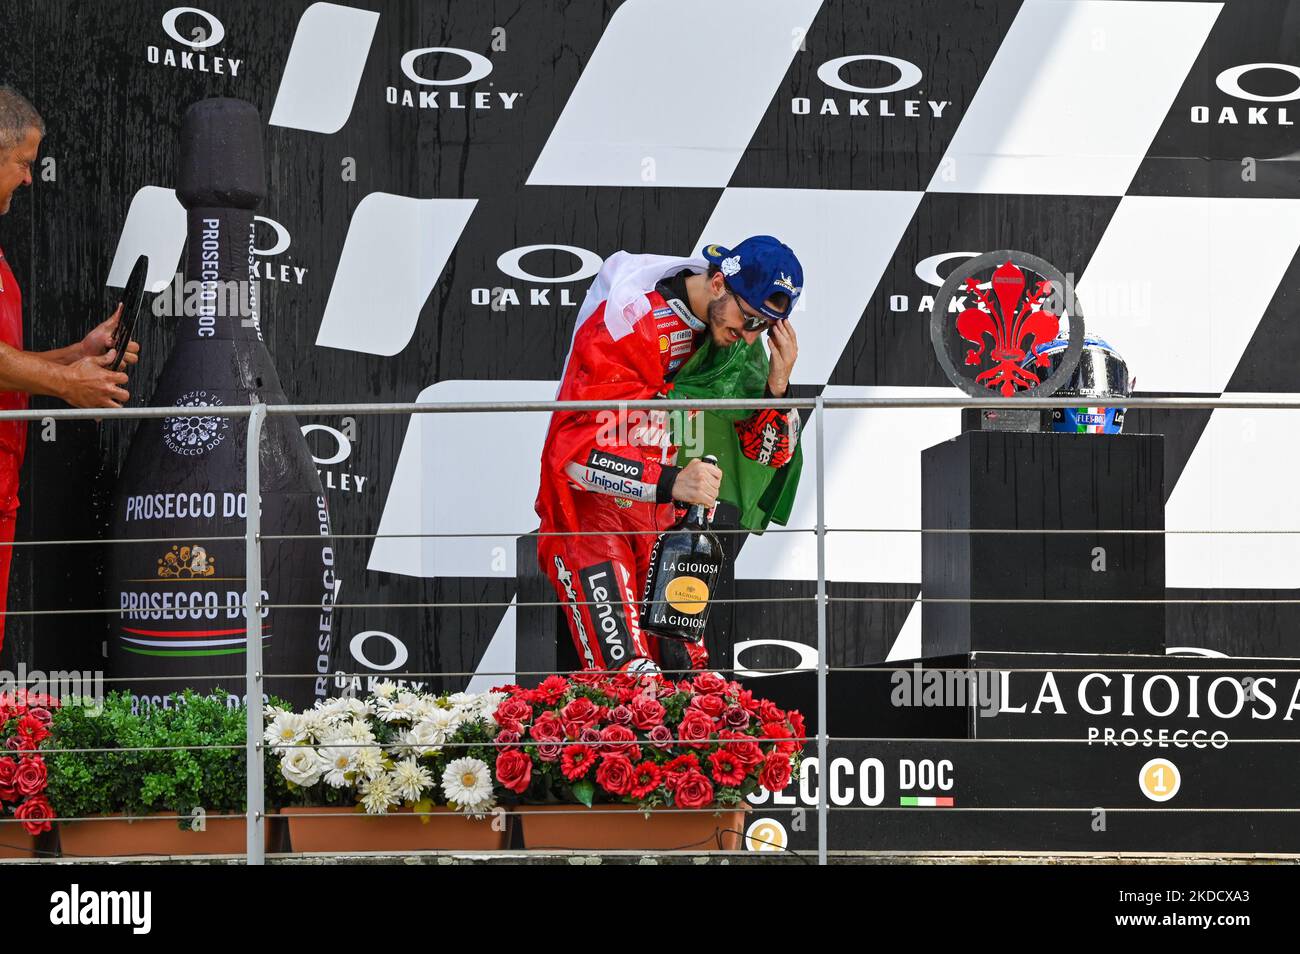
[921,431,1165,656]
[515,533,568,688]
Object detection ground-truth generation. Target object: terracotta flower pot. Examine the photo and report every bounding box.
[282,805,510,853]
[519,804,748,851]
[57,813,257,858]
[0,829,38,859]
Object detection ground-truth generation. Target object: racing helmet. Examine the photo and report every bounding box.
[1023,334,1132,434]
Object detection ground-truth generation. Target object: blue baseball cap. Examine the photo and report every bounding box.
[701,235,803,320]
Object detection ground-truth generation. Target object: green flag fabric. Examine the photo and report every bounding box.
[663,336,803,533]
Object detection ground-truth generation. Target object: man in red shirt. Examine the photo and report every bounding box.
[536,236,803,675]
[0,85,141,649]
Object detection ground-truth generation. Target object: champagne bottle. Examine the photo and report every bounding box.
[105,99,335,711]
[641,455,725,643]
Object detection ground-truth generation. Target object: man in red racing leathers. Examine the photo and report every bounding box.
[535,236,804,675]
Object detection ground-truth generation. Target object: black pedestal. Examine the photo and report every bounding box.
[515,533,566,688]
[921,431,1165,657]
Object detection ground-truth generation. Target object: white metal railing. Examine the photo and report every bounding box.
[0,393,1297,866]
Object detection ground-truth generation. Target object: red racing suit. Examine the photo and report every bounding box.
[535,256,712,673]
[0,247,28,651]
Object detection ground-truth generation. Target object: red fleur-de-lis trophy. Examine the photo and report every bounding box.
[929,250,1086,430]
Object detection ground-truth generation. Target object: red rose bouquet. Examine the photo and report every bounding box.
[0,690,57,835]
[490,672,806,811]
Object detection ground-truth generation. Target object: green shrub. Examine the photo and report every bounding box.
[45,689,289,826]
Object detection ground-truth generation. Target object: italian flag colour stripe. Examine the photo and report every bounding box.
[899,796,954,807]
[120,646,250,658]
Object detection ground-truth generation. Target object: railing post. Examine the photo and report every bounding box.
[814,394,828,866]
[245,403,267,866]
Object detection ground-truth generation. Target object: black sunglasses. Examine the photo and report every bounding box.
[728,287,775,332]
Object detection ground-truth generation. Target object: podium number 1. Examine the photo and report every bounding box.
[1139,758,1181,803]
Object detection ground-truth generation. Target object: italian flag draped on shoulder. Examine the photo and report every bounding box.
[664,335,802,534]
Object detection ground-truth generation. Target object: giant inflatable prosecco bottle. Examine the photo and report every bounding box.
[106,98,334,711]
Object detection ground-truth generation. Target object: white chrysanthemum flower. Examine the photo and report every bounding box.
[264,713,308,748]
[312,699,361,729]
[315,721,354,744]
[446,692,474,708]
[312,722,344,742]
[298,708,331,740]
[375,693,419,724]
[264,703,289,721]
[352,745,387,781]
[346,724,377,745]
[393,729,425,759]
[408,694,442,721]
[280,747,326,787]
[359,773,400,815]
[399,718,447,757]
[321,745,359,788]
[339,697,375,719]
[313,697,346,716]
[441,758,494,813]
[391,758,434,802]
[371,680,399,700]
[428,706,461,734]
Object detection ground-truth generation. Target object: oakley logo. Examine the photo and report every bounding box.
[253,216,308,285]
[301,424,351,466]
[1215,63,1300,103]
[473,244,603,309]
[795,54,950,118]
[817,54,922,95]
[161,6,224,48]
[389,47,522,110]
[1190,63,1300,125]
[400,47,493,85]
[496,245,603,284]
[302,423,369,494]
[348,630,409,672]
[880,252,986,315]
[148,6,242,75]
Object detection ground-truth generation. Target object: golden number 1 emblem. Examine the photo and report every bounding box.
[1139,758,1182,803]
